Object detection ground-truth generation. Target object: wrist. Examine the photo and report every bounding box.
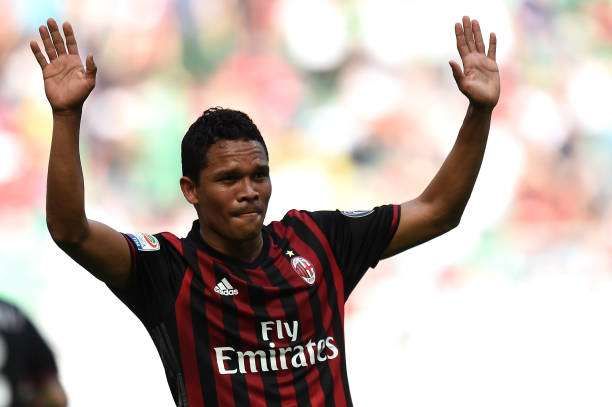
[52,108,82,119]
[467,102,494,115]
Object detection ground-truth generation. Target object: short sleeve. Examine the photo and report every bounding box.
[308,204,400,296]
[107,232,184,327]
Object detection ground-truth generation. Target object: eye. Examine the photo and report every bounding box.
[219,174,240,184]
[253,171,269,181]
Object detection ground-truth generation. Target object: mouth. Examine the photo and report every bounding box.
[236,212,260,218]
[233,212,262,227]
[233,208,263,219]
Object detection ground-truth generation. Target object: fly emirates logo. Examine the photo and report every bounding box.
[214,320,339,375]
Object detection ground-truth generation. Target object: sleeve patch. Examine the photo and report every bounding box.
[340,209,374,218]
[126,233,160,251]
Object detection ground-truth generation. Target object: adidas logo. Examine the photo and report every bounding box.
[214,278,238,296]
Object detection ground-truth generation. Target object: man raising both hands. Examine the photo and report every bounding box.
[31,15,499,407]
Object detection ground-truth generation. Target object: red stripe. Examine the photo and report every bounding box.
[251,260,299,405]
[286,231,346,406]
[161,232,183,254]
[175,267,205,407]
[284,211,349,406]
[213,263,269,405]
[290,211,346,308]
[196,252,236,407]
[271,221,330,406]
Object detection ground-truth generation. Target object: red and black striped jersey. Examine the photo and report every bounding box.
[109,204,400,407]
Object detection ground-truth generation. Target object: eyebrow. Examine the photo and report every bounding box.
[212,164,269,179]
[254,164,270,174]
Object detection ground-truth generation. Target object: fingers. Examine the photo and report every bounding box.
[35,18,82,65]
[472,19,485,54]
[487,32,497,61]
[62,22,79,55]
[455,16,496,59]
[39,25,57,61]
[462,16,476,52]
[30,41,48,69]
[449,60,464,84]
[85,54,97,80]
[454,23,469,58]
[47,18,67,56]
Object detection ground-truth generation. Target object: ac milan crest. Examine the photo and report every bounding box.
[290,256,316,285]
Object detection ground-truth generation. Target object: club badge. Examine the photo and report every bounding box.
[290,256,316,285]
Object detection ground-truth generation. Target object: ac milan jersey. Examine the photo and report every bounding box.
[110,204,400,407]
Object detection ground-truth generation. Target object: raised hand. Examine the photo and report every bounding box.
[30,18,97,114]
[449,16,500,110]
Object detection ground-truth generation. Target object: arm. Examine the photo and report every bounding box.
[31,19,131,288]
[383,16,500,258]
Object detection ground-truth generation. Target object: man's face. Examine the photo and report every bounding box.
[195,139,271,242]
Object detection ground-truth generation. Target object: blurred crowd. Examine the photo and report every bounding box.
[1,0,611,405]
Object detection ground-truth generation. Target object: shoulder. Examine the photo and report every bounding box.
[123,231,183,255]
[267,209,319,230]
[266,209,336,244]
[274,209,340,224]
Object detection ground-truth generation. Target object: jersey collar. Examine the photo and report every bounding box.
[186,220,271,269]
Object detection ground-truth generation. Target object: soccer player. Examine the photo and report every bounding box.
[0,298,67,407]
[30,15,499,407]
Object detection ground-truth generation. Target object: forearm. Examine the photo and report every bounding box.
[46,110,88,242]
[419,103,492,223]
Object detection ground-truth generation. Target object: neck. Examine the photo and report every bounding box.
[199,224,263,263]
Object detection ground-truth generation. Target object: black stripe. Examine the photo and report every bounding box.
[225,262,284,407]
[160,323,188,406]
[289,217,353,407]
[270,230,337,406]
[150,323,184,405]
[260,261,312,407]
[184,243,219,407]
[212,263,250,407]
[176,373,188,407]
[152,323,181,377]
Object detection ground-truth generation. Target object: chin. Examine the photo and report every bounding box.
[229,222,262,241]
[243,223,263,240]
[226,213,264,240]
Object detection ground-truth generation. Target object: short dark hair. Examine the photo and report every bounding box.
[181,107,269,183]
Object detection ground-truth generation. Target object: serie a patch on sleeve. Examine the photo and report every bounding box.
[126,233,160,251]
[340,209,374,218]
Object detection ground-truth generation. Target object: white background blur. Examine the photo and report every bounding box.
[1,0,612,405]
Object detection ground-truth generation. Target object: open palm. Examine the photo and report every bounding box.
[30,19,97,113]
[449,16,500,109]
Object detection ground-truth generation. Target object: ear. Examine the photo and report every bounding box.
[180,176,199,205]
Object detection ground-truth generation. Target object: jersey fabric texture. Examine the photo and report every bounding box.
[0,299,58,407]
[109,204,400,407]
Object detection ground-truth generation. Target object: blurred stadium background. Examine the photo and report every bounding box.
[1,0,611,405]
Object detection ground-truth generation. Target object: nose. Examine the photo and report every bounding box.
[237,178,259,202]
